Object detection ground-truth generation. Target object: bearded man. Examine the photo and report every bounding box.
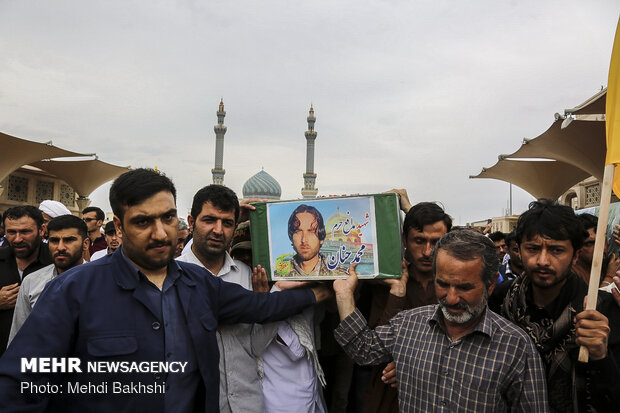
[333,229,549,412]
[7,214,88,344]
[0,206,51,354]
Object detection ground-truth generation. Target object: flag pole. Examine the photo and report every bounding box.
[578,163,615,362]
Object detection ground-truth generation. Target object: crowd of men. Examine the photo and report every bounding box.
[0,168,619,412]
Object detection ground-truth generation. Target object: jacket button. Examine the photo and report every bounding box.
[152,322,161,330]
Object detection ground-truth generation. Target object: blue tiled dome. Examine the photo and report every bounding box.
[242,170,282,200]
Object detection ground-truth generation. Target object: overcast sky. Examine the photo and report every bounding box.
[1,1,618,224]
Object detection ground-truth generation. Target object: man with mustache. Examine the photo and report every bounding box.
[333,229,549,411]
[0,169,330,413]
[501,199,620,412]
[0,206,51,356]
[177,184,277,413]
[90,221,122,261]
[82,206,107,256]
[7,214,88,344]
[286,204,329,276]
[361,202,450,413]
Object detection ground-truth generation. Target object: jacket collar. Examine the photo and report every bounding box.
[112,248,194,290]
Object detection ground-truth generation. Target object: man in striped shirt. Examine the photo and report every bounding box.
[333,229,549,412]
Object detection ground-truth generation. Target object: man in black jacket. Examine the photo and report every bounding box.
[0,206,51,354]
[501,199,620,412]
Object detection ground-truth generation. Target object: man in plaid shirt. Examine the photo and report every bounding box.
[334,229,549,412]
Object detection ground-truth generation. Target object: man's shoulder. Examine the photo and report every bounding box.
[0,245,12,261]
[399,305,437,321]
[48,251,128,287]
[90,249,107,261]
[176,258,210,274]
[596,290,620,343]
[486,309,537,346]
[21,264,55,287]
[93,235,106,244]
[232,258,251,273]
[175,252,217,278]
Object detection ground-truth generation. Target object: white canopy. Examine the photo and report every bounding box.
[2,131,130,197]
[471,89,606,198]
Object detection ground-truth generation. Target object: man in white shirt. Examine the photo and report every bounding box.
[8,215,88,345]
[177,185,277,413]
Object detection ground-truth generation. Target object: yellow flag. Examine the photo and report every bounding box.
[606,17,620,196]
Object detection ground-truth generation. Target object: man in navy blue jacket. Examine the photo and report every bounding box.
[0,168,329,413]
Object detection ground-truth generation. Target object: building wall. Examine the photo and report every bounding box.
[559,176,620,210]
[0,167,79,216]
[468,216,518,234]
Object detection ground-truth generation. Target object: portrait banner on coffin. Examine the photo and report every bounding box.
[249,193,402,281]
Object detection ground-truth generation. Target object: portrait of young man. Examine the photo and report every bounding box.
[287,204,328,276]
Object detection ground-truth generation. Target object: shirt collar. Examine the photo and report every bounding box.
[219,252,238,276]
[117,247,182,286]
[180,247,237,277]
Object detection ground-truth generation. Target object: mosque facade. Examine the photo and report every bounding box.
[210,101,318,200]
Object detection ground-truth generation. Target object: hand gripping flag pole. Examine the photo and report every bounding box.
[579,16,620,363]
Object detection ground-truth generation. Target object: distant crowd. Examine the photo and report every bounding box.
[0,168,619,412]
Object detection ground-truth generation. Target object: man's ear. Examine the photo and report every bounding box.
[82,237,90,253]
[113,216,122,233]
[187,215,195,229]
[571,251,579,267]
[38,225,45,238]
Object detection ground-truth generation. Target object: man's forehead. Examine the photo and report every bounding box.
[435,249,484,281]
[83,211,98,217]
[5,216,37,229]
[49,228,81,238]
[522,234,571,245]
[199,201,235,219]
[296,212,318,225]
[123,191,176,217]
[408,221,447,238]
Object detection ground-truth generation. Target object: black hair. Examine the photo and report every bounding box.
[515,199,588,253]
[432,229,499,288]
[109,168,176,223]
[577,213,598,233]
[190,185,240,223]
[287,204,326,242]
[403,202,452,235]
[81,206,105,221]
[488,231,506,243]
[47,215,88,239]
[505,230,518,246]
[3,206,44,228]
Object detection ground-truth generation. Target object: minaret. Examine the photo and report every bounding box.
[301,105,318,198]
[211,99,227,185]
